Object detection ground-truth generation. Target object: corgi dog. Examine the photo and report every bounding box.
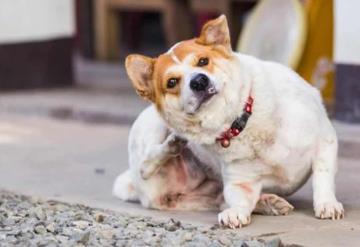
[122,15,344,228]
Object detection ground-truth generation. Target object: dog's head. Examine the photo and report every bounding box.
[126,15,244,143]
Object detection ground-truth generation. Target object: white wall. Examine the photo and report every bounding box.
[0,0,75,44]
[334,0,360,64]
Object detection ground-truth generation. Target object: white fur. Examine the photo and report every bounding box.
[112,106,222,210]
[113,105,295,216]
[167,42,182,64]
[159,52,344,227]
[113,106,168,208]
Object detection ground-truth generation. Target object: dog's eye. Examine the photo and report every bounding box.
[167,78,179,89]
[197,57,209,67]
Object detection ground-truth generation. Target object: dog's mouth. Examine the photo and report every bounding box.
[192,85,218,112]
[202,85,217,103]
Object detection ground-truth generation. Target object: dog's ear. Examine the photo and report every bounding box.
[197,15,232,55]
[125,54,155,101]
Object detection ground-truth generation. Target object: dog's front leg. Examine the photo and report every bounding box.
[218,162,262,229]
[313,134,344,219]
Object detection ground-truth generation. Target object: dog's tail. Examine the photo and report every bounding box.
[112,169,139,202]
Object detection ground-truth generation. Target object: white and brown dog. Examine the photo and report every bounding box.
[113,105,293,215]
[114,15,344,228]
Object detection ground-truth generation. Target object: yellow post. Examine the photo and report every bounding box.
[297,0,334,109]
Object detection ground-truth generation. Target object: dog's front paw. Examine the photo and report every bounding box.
[314,201,344,220]
[166,134,187,155]
[218,207,251,229]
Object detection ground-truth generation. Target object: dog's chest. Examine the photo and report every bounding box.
[206,123,314,187]
[208,126,275,163]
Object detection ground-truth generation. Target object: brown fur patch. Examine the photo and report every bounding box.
[152,39,231,112]
[159,193,182,208]
[235,182,254,194]
[152,54,178,110]
[126,16,233,112]
[196,15,232,55]
[125,54,156,101]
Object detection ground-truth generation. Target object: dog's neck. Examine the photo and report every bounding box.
[216,95,254,148]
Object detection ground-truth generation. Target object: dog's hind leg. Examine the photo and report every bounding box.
[112,169,139,202]
[253,194,294,216]
[152,180,223,211]
[140,133,187,179]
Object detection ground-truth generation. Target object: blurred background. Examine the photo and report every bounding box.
[0,0,360,223]
[0,0,359,121]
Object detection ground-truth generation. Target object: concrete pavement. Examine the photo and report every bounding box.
[0,110,360,246]
[0,88,148,125]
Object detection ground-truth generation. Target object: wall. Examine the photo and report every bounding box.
[334,0,360,122]
[0,0,75,44]
[0,0,75,89]
[334,0,360,65]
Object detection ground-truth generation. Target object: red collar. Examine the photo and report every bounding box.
[216,96,254,148]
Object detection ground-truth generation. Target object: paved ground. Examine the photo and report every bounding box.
[0,88,148,125]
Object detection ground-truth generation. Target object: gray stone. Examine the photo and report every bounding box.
[243,240,266,247]
[218,236,232,246]
[74,231,91,245]
[32,206,47,221]
[34,224,47,235]
[46,223,56,233]
[61,227,75,236]
[182,232,193,242]
[265,238,282,247]
[99,229,114,239]
[2,226,12,231]
[164,219,181,232]
[56,235,70,243]
[72,220,91,230]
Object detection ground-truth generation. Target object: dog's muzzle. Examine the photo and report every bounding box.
[190,73,209,92]
[188,73,217,111]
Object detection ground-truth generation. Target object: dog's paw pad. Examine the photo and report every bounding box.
[166,134,187,154]
[315,201,344,220]
[218,207,251,229]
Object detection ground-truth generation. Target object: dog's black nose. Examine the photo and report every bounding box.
[190,73,209,91]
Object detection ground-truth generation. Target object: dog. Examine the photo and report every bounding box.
[123,15,344,228]
[113,105,294,216]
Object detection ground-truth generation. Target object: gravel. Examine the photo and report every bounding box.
[0,191,289,247]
